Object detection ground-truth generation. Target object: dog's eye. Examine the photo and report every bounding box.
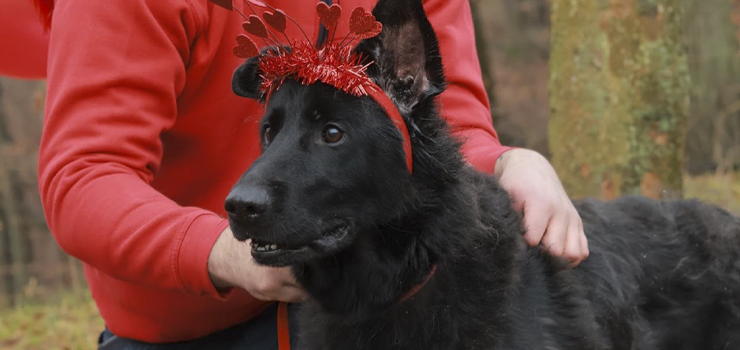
[263,126,273,144]
[322,125,345,144]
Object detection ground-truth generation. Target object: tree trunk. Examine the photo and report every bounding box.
[0,160,27,305]
[0,78,37,305]
[548,0,690,200]
[682,0,740,175]
[470,0,497,124]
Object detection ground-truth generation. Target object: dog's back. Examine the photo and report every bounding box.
[573,196,740,349]
[450,173,740,350]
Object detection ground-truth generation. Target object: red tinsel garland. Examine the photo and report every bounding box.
[258,41,376,97]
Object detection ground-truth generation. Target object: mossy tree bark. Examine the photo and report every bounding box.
[682,0,740,175]
[549,0,690,200]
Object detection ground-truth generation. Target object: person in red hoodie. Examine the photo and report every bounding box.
[3,0,588,348]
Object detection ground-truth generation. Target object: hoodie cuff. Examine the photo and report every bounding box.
[176,213,231,298]
[455,128,514,174]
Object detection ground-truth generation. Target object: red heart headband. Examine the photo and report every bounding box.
[210,0,413,173]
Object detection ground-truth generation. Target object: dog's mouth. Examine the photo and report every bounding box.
[248,224,353,267]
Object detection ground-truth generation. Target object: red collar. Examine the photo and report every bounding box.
[276,264,437,350]
[400,264,437,302]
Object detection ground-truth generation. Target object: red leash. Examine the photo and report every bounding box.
[277,302,291,350]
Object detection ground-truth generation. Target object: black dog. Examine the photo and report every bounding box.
[225,0,740,349]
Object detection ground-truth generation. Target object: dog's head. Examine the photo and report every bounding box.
[226,0,449,267]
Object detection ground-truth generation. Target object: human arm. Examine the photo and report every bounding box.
[39,0,305,299]
[423,0,588,264]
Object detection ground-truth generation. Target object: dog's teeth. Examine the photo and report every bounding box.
[251,241,282,252]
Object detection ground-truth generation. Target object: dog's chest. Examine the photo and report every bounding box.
[298,295,511,350]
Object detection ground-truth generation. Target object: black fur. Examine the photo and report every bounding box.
[226,0,740,349]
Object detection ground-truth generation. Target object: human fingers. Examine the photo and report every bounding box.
[539,214,568,256]
[250,284,307,303]
[563,214,587,266]
[579,222,589,261]
[244,263,307,302]
[521,201,552,247]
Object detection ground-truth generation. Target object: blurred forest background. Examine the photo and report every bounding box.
[1,0,740,348]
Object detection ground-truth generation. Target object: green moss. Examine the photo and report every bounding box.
[549,0,689,199]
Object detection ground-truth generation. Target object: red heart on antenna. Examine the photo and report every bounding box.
[208,0,232,10]
[233,34,259,58]
[349,7,382,39]
[263,10,286,33]
[243,15,268,38]
[317,3,342,30]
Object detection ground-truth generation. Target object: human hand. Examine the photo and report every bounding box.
[494,149,589,266]
[208,227,307,302]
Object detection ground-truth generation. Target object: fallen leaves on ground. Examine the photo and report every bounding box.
[0,292,102,350]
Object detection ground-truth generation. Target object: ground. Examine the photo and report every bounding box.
[0,292,102,350]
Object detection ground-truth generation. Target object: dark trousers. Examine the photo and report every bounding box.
[97,303,300,350]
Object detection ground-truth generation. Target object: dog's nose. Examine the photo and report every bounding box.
[225,185,270,220]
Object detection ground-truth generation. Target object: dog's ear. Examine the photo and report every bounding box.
[355,0,446,115]
[232,56,264,100]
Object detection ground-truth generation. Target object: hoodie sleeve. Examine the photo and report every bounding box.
[38,0,229,297]
[424,0,512,174]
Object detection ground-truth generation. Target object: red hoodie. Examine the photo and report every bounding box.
[0,0,48,78]
[33,0,510,343]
